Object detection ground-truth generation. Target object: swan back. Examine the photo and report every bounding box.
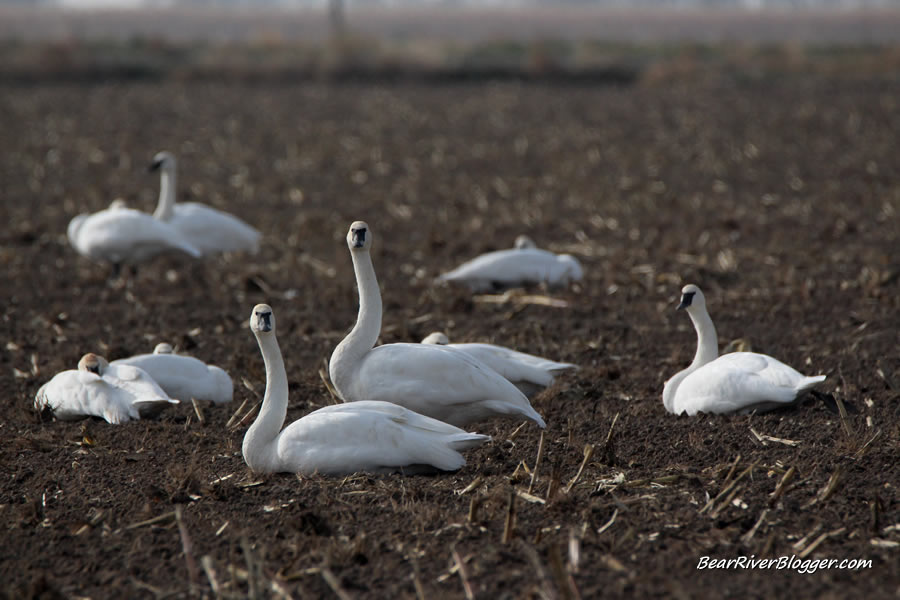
[111,351,233,404]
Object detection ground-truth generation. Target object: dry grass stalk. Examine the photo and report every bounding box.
[191,398,205,425]
[710,483,745,519]
[125,510,176,530]
[568,524,587,574]
[452,547,476,600]
[234,402,261,431]
[741,508,769,545]
[467,495,482,523]
[700,459,758,515]
[599,555,627,572]
[547,545,576,600]
[320,568,352,600]
[473,290,569,308]
[750,428,800,447]
[854,429,882,459]
[240,537,262,600]
[519,541,558,600]
[507,421,528,442]
[456,476,484,495]
[792,524,823,553]
[225,398,250,430]
[803,466,845,509]
[546,466,561,503]
[515,489,546,505]
[409,555,426,600]
[200,555,222,598]
[596,509,618,536]
[623,474,681,488]
[835,394,852,440]
[564,445,594,494]
[502,489,516,544]
[174,505,199,593]
[319,361,341,405]
[798,527,846,559]
[604,413,619,446]
[769,466,796,505]
[529,431,546,494]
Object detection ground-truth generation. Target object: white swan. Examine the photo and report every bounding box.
[663,284,827,416]
[67,204,201,274]
[421,331,578,397]
[242,304,491,475]
[328,221,546,428]
[111,344,233,404]
[150,151,262,255]
[34,353,178,424]
[436,236,583,292]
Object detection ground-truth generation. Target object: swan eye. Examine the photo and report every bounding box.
[677,292,695,310]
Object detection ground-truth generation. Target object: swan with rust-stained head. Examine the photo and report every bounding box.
[150,151,262,256]
[421,331,578,398]
[662,284,827,416]
[111,344,232,404]
[34,353,178,424]
[242,304,490,475]
[436,235,583,292]
[328,221,546,428]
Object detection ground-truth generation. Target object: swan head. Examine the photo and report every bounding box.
[109,198,128,210]
[250,304,275,335]
[347,221,372,251]
[67,214,88,246]
[676,284,706,312]
[421,331,450,345]
[78,353,109,375]
[514,235,536,250]
[558,254,584,282]
[149,151,176,172]
[153,342,174,354]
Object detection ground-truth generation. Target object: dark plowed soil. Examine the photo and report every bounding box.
[1,72,898,599]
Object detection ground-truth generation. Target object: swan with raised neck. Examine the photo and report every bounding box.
[662,284,826,415]
[242,303,491,475]
[329,221,546,427]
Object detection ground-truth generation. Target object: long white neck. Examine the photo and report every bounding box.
[153,164,177,221]
[242,331,287,473]
[329,249,382,397]
[662,305,719,413]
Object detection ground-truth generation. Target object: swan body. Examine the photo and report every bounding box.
[34,353,178,424]
[329,221,546,428]
[421,331,578,397]
[436,238,583,292]
[150,152,261,255]
[67,205,201,267]
[663,284,826,416]
[242,304,490,475]
[111,345,233,404]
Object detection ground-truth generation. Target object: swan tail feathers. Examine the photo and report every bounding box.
[447,433,491,452]
[795,375,826,393]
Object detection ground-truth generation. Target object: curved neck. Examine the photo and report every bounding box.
[687,306,719,369]
[153,165,177,221]
[662,305,719,413]
[242,331,287,473]
[329,249,382,394]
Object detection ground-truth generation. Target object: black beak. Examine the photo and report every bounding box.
[257,312,272,332]
[352,228,367,248]
[148,159,162,173]
[677,292,695,310]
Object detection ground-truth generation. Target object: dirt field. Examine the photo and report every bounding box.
[1,65,898,599]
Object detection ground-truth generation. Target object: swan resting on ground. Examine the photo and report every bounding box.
[436,236,583,292]
[150,151,262,256]
[35,353,178,424]
[329,221,546,428]
[662,284,827,416]
[67,204,201,273]
[111,344,233,404]
[421,331,578,397]
[242,304,491,475]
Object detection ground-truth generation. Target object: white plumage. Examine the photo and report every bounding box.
[67,205,201,268]
[34,353,178,424]
[111,345,233,404]
[150,151,262,255]
[421,331,578,397]
[663,284,827,416]
[436,237,583,292]
[329,221,546,428]
[242,304,490,475]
